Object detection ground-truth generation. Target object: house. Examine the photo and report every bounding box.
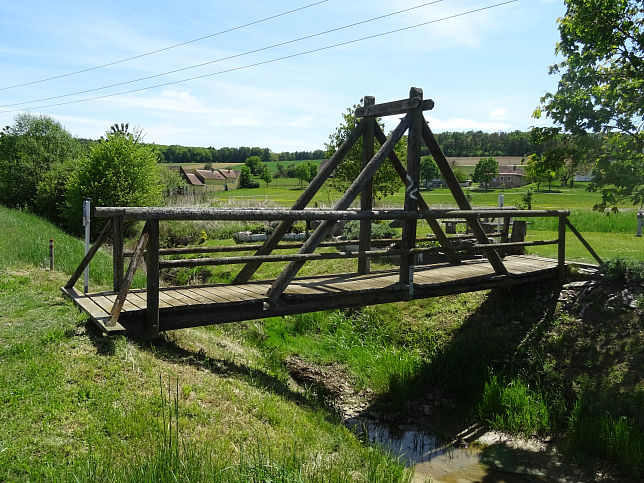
[179,166,234,191]
[218,169,241,189]
[489,166,526,188]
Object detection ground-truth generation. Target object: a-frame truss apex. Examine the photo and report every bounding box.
[355,96,435,118]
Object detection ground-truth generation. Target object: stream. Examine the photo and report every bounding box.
[345,417,558,482]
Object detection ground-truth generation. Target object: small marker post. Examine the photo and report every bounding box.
[49,238,54,270]
[83,198,91,294]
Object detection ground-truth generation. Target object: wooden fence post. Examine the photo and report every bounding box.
[112,215,124,293]
[359,96,375,275]
[558,215,566,280]
[146,219,160,339]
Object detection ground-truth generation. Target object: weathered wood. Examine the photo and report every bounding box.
[508,220,527,255]
[232,118,368,284]
[267,113,413,301]
[107,221,150,327]
[95,206,569,221]
[499,216,511,257]
[400,88,423,291]
[355,98,434,118]
[558,215,567,280]
[146,219,160,338]
[124,236,455,257]
[565,218,603,265]
[373,123,461,265]
[65,222,111,289]
[112,215,124,292]
[359,96,375,275]
[421,121,509,276]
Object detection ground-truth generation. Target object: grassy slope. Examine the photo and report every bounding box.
[0,207,409,481]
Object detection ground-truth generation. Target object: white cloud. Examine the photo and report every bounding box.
[489,107,509,120]
[100,89,215,114]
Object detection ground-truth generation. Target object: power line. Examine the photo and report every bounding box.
[0,0,329,91]
[1,0,449,108]
[2,1,518,114]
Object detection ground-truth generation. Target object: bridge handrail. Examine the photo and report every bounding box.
[95,206,569,221]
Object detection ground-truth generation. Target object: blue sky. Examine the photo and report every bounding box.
[0,0,564,152]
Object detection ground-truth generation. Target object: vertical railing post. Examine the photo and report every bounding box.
[359,96,375,275]
[558,215,566,281]
[83,198,91,293]
[112,215,124,293]
[146,218,160,339]
[400,87,423,295]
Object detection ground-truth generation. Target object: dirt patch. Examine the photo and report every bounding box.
[285,355,372,419]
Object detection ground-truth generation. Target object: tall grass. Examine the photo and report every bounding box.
[0,205,144,289]
[567,395,644,477]
[524,209,635,233]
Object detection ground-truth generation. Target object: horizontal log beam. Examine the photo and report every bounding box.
[95,207,569,221]
[355,98,434,118]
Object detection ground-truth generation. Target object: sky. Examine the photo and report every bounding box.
[0,0,565,152]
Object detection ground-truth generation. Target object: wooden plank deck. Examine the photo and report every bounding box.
[62,255,559,336]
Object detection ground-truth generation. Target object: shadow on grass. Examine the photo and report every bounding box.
[370,281,562,421]
[134,333,326,413]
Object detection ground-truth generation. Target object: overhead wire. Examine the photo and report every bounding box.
[0,0,330,92]
[2,0,518,114]
[1,0,450,108]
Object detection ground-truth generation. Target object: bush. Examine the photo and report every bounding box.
[63,130,163,235]
[342,220,400,240]
[602,258,644,284]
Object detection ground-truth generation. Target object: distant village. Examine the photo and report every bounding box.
[179,166,241,191]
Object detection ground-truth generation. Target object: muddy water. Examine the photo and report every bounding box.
[345,418,552,482]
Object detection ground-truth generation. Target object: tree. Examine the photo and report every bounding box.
[524,154,560,192]
[63,127,163,235]
[535,0,643,210]
[239,165,259,188]
[420,155,440,187]
[0,113,81,211]
[259,164,272,187]
[472,157,499,190]
[245,155,263,175]
[325,102,406,199]
[294,161,317,187]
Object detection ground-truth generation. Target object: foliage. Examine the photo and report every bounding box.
[294,161,318,187]
[63,128,163,234]
[536,0,644,210]
[245,155,264,175]
[472,156,499,189]
[34,158,79,225]
[420,155,440,184]
[325,102,406,199]
[453,168,469,183]
[342,220,400,240]
[259,163,272,187]
[0,113,82,211]
[433,130,538,157]
[159,166,187,199]
[601,258,644,284]
[239,165,259,188]
[524,153,561,192]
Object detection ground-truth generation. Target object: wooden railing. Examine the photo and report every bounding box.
[64,206,605,338]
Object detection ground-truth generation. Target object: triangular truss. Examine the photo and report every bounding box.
[232,87,508,301]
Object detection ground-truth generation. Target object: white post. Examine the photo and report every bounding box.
[83,198,90,294]
[497,193,505,236]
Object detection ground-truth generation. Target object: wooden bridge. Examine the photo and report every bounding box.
[62,88,602,338]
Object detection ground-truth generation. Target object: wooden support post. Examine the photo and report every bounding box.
[233,118,368,284]
[359,96,375,275]
[112,215,124,293]
[400,88,422,293]
[558,215,567,280]
[146,219,160,339]
[108,222,150,327]
[267,113,413,301]
[508,220,527,255]
[499,216,511,257]
[421,121,508,276]
[373,124,460,265]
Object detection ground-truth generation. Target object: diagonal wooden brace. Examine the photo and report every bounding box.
[107,221,150,327]
[65,221,111,289]
[373,123,460,265]
[232,118,368,284]
[267,113,413,301]
[421,121,508,276]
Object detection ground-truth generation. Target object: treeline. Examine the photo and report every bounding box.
[153,145,325,165]
[432,130,539,157]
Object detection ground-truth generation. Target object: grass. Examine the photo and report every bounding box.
[0,206,411,481]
